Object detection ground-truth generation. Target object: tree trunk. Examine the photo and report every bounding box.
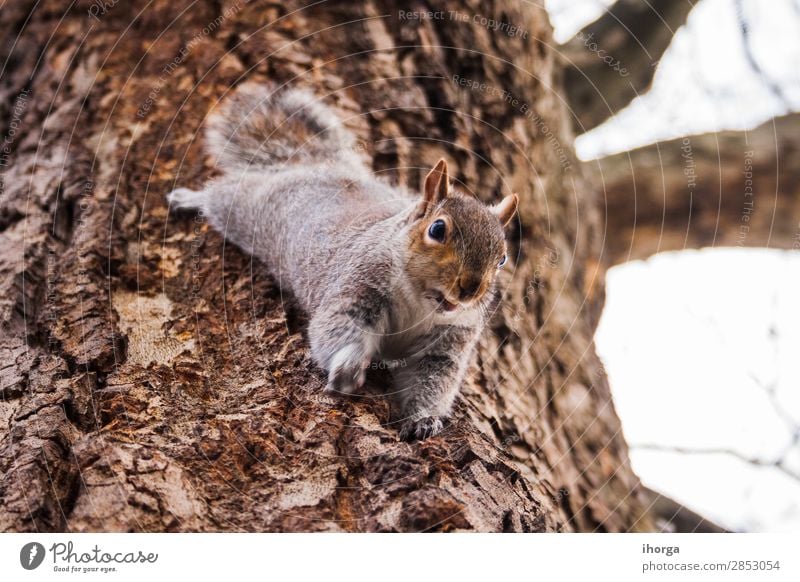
[0,0,654,532]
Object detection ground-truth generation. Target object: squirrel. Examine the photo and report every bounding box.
[167,84,518,440]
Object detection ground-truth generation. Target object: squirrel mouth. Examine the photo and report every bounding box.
[430,290,459,312]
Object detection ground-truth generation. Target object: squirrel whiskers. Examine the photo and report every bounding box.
[168,84,518,440]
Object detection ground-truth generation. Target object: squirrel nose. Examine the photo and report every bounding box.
[458,279,481,301]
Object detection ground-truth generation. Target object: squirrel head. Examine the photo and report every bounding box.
[405,159,518,314]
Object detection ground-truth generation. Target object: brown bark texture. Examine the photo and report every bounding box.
[0,0,655,532]
[597,113,800,265]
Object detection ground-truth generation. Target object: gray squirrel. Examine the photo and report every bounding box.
[168,84,518,440]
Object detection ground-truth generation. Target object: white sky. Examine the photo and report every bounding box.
[545,0,800,531]
[596,249,800,532]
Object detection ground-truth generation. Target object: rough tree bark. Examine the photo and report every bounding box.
[0,0,657,532]
[596,113,800,265]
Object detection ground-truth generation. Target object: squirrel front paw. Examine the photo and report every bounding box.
[399,416,444,441]
[324,343,369,395]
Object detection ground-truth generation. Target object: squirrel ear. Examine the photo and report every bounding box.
[492,193,519,227]
[418,159,450,217]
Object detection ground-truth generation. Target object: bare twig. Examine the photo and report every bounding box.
[734,0,792,111]
[633,443,800,482]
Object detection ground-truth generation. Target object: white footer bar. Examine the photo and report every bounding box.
[2,533,798,581]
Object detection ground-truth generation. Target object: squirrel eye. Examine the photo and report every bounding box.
[497,254,507,269]
[428,219,446,243]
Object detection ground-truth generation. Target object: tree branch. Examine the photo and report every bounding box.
[639,486,728,532]
[594,113,800,265]
[562,0,696,132]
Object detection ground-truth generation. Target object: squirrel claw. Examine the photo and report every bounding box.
[399,416,444,441]
[324,374,364,395]
[325,347,367,395]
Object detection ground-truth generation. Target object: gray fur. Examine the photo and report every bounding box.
[168,84,514,440]
[205,84,359,171]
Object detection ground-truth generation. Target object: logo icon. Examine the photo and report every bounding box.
[20,542,46,570]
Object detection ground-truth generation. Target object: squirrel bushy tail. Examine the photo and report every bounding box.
[205,84,355,171]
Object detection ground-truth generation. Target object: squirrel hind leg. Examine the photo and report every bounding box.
[167,187,207,212]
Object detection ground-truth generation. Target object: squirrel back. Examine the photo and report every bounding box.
[205,84,356,171]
